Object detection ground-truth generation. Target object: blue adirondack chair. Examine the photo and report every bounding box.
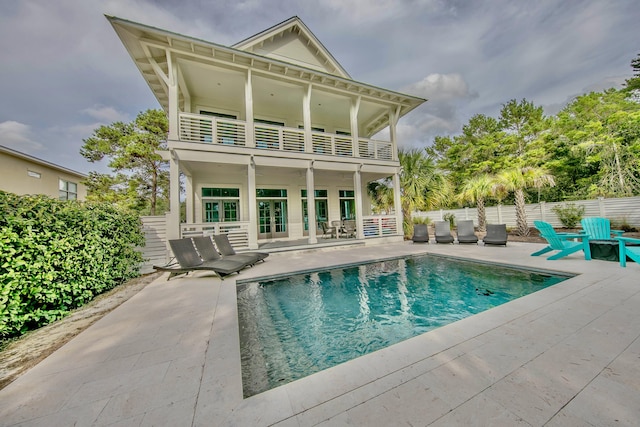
[580,217,624,240]
[616,237,640,267]
[532,220,592,260]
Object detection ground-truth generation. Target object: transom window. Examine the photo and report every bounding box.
[202,187,239,222]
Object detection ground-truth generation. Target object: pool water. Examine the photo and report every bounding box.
[236,255,570,397]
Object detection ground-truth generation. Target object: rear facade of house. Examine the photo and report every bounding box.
[109,16,425,249]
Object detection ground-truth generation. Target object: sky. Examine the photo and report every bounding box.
[1,0,639,175]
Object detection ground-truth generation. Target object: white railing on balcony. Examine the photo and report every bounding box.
[180,222,250,249]
[363,215,398,237]
[358,139,393,160]
[178,113,394,161]
[179,113,247,146]
[255,124,305,152]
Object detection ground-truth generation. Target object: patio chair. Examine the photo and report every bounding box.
[192,236,256,267]
[153,238,247,280]
[412,223,429,243]
[580,217,624,239]
[213,233,269,264]
[531,220,591,260]
[320,221,336,239]
[456,220,478,244]
[482,224,508,246]
[434,221,454,244]
[342,220,356,238]
[581,217,625,261]
[616,236,640,267]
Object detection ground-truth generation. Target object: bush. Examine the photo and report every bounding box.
[443,213,456,228]
[413,216,431,225]
[0,191,144,339]
[551,203,585,228]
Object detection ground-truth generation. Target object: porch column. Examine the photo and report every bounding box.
[350,96,361,157]
[389,105,401,161]
[303,84,312,153]
[247,157,258,249]
[167,51,179,141]
[244,69,255,148]
[185,174,194,223]
[168,151,181,240]
[393,169,403,236]
[354,165,364,239]
[307,161,317,244]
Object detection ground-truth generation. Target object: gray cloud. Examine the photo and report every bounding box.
[0,0,638,172]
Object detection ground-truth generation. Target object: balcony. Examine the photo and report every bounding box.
[178,112,394,161]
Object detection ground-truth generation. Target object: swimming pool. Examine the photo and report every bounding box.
[236,254,571,397]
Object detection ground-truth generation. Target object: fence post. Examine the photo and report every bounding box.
[497,204,503,224]
[439,209,444,220]
[598,197,606,217]
[464,207,469,220]
[540,201,546,222]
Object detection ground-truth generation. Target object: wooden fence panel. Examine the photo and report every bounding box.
[140,215,168,274]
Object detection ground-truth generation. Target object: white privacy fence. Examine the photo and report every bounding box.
[414,196,640,228]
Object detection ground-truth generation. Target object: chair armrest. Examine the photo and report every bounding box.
[611,230,625,237]
[558,233,588,240]
[616,236,640,245]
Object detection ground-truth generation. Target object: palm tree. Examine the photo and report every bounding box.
[458,174,496,232]
[397,148,450,237]
[496,167,555,236]
[367,181,394,214]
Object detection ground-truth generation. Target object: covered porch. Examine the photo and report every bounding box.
[169,150,403,249]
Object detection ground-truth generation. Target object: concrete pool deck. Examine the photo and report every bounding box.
[1,240,639,426]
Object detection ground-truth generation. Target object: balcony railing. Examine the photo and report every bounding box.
[178,113,394,161]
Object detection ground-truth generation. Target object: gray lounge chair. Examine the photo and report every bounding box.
[213,233,269,264]
[192,236,256,267]
[434,221,454,244]
[483,224,508,246]
[456,220,478,244]
[153,238,246,280]
[412,224,429,243]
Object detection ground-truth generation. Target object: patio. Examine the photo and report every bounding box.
[1,240,639,426]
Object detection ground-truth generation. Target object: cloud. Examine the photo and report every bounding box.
[397,74,478,148]
[81,106,130,123]
[0,121,44,153]
[404,73,477,102]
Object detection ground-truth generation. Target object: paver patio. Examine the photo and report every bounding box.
[1,241,639,426]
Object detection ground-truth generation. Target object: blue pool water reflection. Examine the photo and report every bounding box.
[236,255,570,397]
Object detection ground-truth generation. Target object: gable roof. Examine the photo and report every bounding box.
[0,145,87,178]
[232,16,350,79]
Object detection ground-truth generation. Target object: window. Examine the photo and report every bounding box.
[202,187,239,222]
[59,180,78,200]
[301,190,329,231]
[339,190,355,220]
[28,170,41,179]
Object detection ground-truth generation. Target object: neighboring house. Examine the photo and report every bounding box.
[108,16,425,248]
[0,144,87,201]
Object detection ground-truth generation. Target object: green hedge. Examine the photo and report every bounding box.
[0,191,144,339]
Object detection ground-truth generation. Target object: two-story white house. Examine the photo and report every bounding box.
[108,15,425,249]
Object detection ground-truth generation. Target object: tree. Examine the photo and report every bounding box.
[496,167,555,236]
[394,148,450,237]
[550,90,640,197]
[81,109,169,215]
[458,174,496,232]
[427,114,506,189]
[499,98,549,165]
[623,52,640,92]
